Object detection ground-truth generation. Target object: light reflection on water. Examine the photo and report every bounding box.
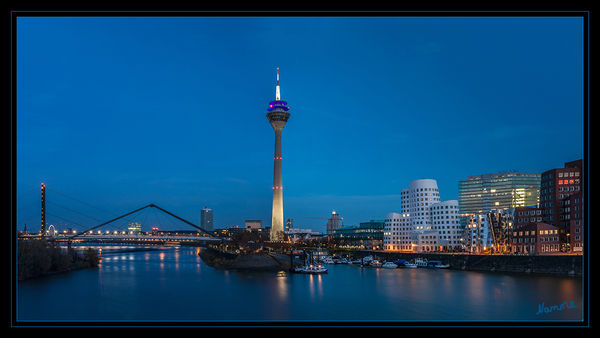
[18,247,583,322]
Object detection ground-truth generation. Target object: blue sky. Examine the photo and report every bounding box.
[16,16,584,233]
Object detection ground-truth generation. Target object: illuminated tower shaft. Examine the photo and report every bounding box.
[266,68,290,241]
[41,183,46,236]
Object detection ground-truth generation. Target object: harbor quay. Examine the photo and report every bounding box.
[329,250,582,276]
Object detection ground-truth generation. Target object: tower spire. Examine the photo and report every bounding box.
[275,67,281,101]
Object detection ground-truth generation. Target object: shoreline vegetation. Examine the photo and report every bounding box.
[18,239,99,281]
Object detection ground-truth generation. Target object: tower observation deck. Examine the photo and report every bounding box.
[266,68,290,241]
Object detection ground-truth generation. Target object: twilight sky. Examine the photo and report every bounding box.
[16,16,584,233]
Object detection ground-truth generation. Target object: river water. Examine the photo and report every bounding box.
[17,246,583,323]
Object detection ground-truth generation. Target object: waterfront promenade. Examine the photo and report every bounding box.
[338,250,583,276]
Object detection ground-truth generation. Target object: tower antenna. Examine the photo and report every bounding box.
[276,67,281,100]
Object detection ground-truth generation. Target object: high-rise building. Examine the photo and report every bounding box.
[266,68,290,242]
[285,218,293,232]
[458,172,541,215]
[326,210,343,235]
[128,222,142,234]
[200,206,213,232]
[539,159,583,252]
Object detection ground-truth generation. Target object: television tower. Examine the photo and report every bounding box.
[266,68,290,241]
[41,183,46,237]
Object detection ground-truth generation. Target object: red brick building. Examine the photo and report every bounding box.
[511,222,561,255]
[514,205,543,229]
[539,159,582,252]
[568,192,583,252]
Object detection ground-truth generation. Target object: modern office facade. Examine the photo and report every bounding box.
[462,208,516,253]
[331,220,385,249]
[200,206,213,232]
[458,172,541,215]
[127,222,142,234]
[463,213,493,253]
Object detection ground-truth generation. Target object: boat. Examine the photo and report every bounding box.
[414,258,429,268]
[362,255,374,265]
[426,260,450,269]
[290,265,305,273]
[336,258,349,264]
[349,258,362,265]
[321,256,335,264]
[301,264,328,274]
[404,262,418,268]
[382,262,398,269]
[369,260,383,268]
[393,259,407,267]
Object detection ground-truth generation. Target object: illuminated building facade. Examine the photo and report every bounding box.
[285,218,293,232]
[266,68,290,241]
[385,179,455,252]
[510,222,561,255]
[458,172,541,215]
[128,222,142,234]
[539,159,583,252]
[331,220,385,249]
[326,210,343,235]
[430,200,462,251]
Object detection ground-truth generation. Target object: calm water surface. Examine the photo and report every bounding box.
[17,246,583,322]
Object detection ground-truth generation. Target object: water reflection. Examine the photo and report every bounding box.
[276,271,288,300]
[17,247,583,322]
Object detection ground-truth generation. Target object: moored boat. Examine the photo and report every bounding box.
[426,260,450,269]
[382,261,398,269]
[321,256,335,264]
[393,259,407,267]
[369,260,383,268]
[414,258,428,268]
[301,264,328,274]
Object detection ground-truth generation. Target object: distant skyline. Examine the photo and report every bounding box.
[16,16,584,233]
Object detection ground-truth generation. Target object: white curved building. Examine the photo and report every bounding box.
[430,200,462,250]
[385,179,443,252]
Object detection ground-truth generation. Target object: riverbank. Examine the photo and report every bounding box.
[198,247,292,271]
[346,251,582,276]
[18,239,99,280]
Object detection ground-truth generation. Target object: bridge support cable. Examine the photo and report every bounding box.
[149,204,215,237]
[69,204,217,239]
[70,204,154,239]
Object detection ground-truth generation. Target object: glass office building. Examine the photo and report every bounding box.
[200,206,214,232]
[458,172,541,215]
